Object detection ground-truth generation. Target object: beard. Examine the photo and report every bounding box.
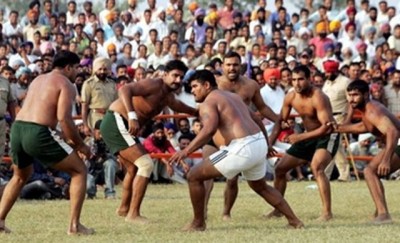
[351,99,366,109]
[153,136,167,147]
[96,74,107,80]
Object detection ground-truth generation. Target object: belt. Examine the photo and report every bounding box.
[332,112,343,116]
[0,116,4,121]
[91,108,106,114]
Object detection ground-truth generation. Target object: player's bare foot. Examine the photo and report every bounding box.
[263,209,283,219]
[0,221,11,234]
[67,223,95,235]
[182,221,206,232]
[316,214,333,222]
[222,214,231,221]
[287,220,305,229]
[125,215,150,224]
[116,207,129,217]
[372,214,392,225]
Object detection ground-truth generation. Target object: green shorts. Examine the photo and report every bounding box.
[286,133,340,162]
[100,110,140,155]
[10,121,73,168]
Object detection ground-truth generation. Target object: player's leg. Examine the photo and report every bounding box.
[116,156,136,216]
[222,174,239,220]
[202,144,218,219]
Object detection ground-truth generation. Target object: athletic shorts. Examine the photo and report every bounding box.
[100,110,140,155]
[10,121,73,168]
[209,131,267,181]
[286,133,340,162]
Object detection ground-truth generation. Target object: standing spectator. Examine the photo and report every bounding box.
[66,0,79,26]
[370,82,387,106]
[81,57,117,134]
[39,0,54,27]
[137,9,155,43]
[190,8,207,47]
[384,70,400,116]
[176,117,196,140]
[218,0,235,30]
[23,10,42,43]
[309,21,333,58]
[388,25,400,54]
[11,67,32,107]
[99,0,116,27]
[2,11,23,40]
[0,76,16,160]
[168,9,186,44]
[321,60,351,182]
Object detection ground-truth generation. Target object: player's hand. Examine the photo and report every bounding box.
[377,161,391,177]
[168,150,187,166]
[128,119,140,136]
[83,125,92,136]
[267,147,278,158]
[77,143,92,160]
[285,134,301,144]
[54,177,66,186]
[326,121,339,132]
[166,164,174,177]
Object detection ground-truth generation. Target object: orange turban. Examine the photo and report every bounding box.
[188,2,199,12]
[106,11,117,22]
[208,11,218,21]
[107,43,116,52]
[329,20,341,32]
[315,22,328,34]
[263,68,281,82]
[27,10,39,19]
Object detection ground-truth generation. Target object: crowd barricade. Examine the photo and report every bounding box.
[0,111,370,164]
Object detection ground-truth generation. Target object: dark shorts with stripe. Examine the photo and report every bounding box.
[100,110,140,155]
[286,133,340,162]
[10,121,73,168]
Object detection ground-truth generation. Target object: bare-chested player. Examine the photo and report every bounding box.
[0,51,94,235]
[99,60,197,223]
[334,80,400,224]
[204,51,279,220]
[267,65,339,221]
[169,70,303,231]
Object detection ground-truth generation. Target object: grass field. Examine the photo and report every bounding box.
[1,180,400,243]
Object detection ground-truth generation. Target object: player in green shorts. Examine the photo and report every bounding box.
[335,80,400,224]
[0,51,94,235]
[267,65,338,221]
[101,60,197,223]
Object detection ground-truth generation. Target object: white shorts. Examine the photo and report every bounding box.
[209,132,267,181]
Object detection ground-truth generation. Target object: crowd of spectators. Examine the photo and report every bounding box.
[2,0,400,199]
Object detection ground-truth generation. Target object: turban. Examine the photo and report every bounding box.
[106,11,117,22]
[365,26,377,35]
[80,58,93,67]
[39,41,54,54]
[208,11,218,21]
[127,67,135,79]
[298,27,311,36]
[329,20,341,32]
[285,55,297,64]
[106,43,116,52]
[323,60,339,73]
[324,42,335,51]
[346,7,357,15]
[315,22,328,34]
[15,67,31,79]
[345,22,356,32]
[356,42,367,50]
[188,2,199,12]
[195,8,206,17]
[27,9,39,19]
[263,68,281,82]
[93,57,112,74]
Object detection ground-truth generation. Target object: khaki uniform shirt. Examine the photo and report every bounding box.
[384,84,400,115]
[322,75,350,122]
[81,76,117,109]
[0,77,15,117]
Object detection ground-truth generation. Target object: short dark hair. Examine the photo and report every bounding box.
[165,60,188,74]
[188,70,217,88]
[292,65,311,79]
[178,133,193,142]
[53,50,80,68]
[152,122,164,132]
[223,51,241,62]
[347,80,369,94]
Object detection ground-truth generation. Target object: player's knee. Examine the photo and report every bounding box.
[363,166,374,178]
[134,154,154,178]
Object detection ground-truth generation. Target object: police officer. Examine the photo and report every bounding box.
[81,57,117,135]
[0,75,16,159]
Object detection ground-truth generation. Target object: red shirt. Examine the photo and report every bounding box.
[309,37,333,58]
[143,135,176,154]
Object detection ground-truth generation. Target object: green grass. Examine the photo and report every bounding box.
[2,181,400,242]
